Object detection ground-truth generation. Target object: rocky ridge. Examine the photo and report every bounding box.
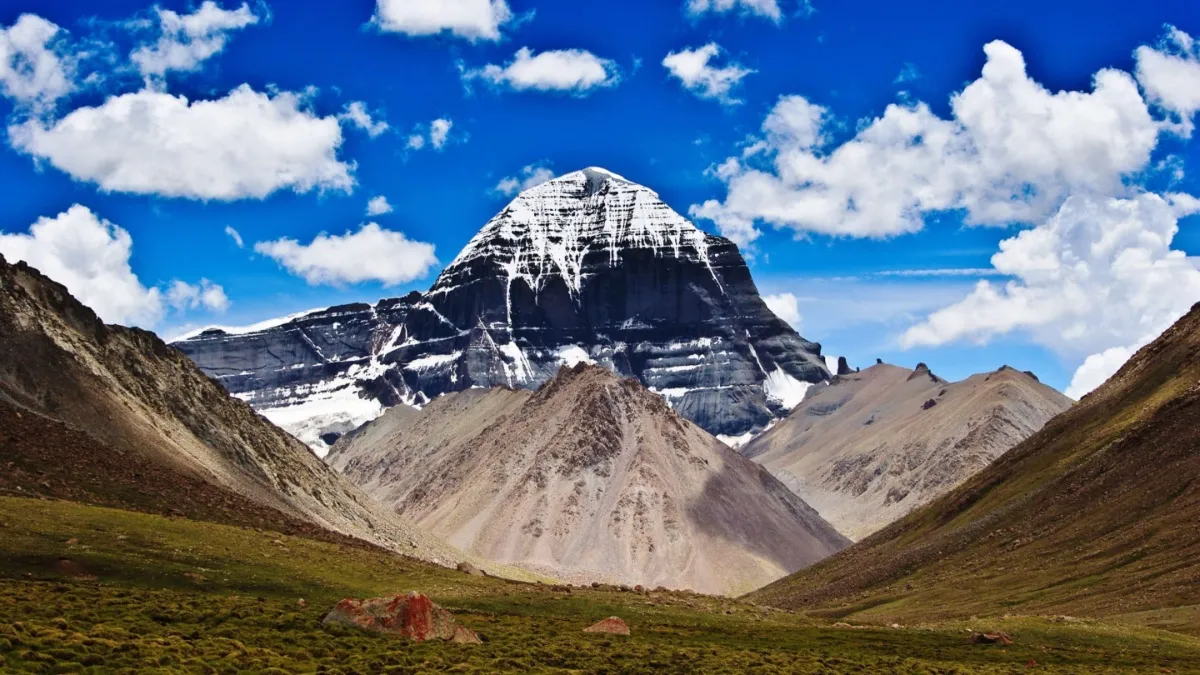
[327,363,849,596]
[742,362,1072,540]
[0,253,472,569]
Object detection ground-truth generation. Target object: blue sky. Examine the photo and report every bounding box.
[1,0,1199,397]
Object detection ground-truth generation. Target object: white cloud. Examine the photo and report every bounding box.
[663,43,754,104]
[131,1,260,80]
[254,223,438,286]
[875,268,999,278]
[463,47,620,95]
[693,40,1159,246]
[167,278,230,313]
[1064,344,1138,400]
[0,205,163,326]
[340,101,389,138]
[493,162,555,196]
[903,193,1200,398]
[224,225,244,247]
[763,292,801,329]
[429,118,452,149]
[1135,25,1200,136]
[0,14,73,108]
[686,0,784,22]
[404,118,455,151]
[10,84,354,200]
[366,195,393,216]
[372,0,514,42]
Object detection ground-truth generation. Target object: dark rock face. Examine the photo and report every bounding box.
[175,168,829,451]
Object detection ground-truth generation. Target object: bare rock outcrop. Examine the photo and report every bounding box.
[323,592,481,643]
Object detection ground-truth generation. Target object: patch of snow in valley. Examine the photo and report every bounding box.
[556,344,595,367]
[762,369,812,410]
[257,389,386,458]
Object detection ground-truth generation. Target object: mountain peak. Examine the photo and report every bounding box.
[519,166,643,200]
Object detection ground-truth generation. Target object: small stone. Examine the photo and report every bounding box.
[456,562,485,577]
[297,599,307,608]
[971,632,1014,645]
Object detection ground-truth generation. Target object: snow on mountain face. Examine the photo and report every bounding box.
[175,168,830,454]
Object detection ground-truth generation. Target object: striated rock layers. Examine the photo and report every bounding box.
[175,168,829,453]
[327,364,849,596]
[742,363,1072,540]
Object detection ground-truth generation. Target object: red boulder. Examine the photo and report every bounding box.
[323,591,481,643]
[583,616,630,635]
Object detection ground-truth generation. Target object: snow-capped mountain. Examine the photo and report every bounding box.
[175,168,830,454]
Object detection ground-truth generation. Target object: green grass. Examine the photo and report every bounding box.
[2,496,1200,673]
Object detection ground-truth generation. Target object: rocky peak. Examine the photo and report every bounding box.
[177,168,831,451]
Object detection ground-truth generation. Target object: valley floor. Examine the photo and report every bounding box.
[1,496,1198,674]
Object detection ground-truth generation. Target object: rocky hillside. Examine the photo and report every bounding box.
[743,363,1072,540]
[747,305,1200,624]
[0,253,465,567]
[176,167,830,453]
[327,364,849,595]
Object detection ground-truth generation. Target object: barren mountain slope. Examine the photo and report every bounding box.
[328,364,849,595]
[0,254,464,566]
[747,303,1200,627]
[744,363,1072,539]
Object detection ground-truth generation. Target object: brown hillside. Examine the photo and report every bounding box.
[0,254,462,565]
[748,303,1200,630]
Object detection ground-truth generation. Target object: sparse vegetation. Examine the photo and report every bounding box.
[2,496,1200,673]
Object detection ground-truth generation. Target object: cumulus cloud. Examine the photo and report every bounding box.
[463,47,620,95]
[763,292,801,328]
[340,101,389,138]
[131,1,260,81]
[696,30,1200,398]
[9,84,354,200]
[372,0,515,42]
[224,225,244,247]
[167,278,230,313]
[1064,344,1140,400]
[663,43,754,104]
[366,195,393,216]
[693,41,1159,246]
[696,39,1161,243]
[0,205,165,325]
[1135,25,1200,136]
[686,0,784,22]
[254,223,438,286]
[404,118,455,151]
[0,14,73,109]
[903,193,1200,398]
[429,118,452,148]
[493,162,555,196]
